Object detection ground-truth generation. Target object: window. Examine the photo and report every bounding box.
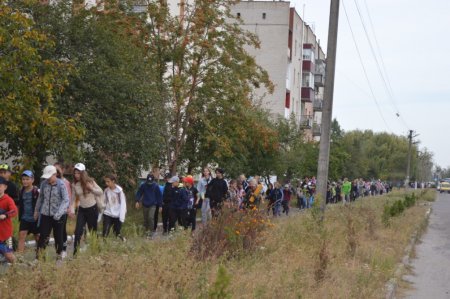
[237,12,241,18]
[262,13,266,19]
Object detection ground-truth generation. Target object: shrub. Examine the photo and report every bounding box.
[191,207,271,260]
[382,204,391,226]
[209,265,231,299]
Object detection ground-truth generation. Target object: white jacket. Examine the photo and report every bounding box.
[103,185,127,223]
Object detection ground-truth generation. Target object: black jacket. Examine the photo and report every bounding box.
[162,182,173,206]
[205,178,228,203]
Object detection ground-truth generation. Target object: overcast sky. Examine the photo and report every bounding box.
[289,0,450,168]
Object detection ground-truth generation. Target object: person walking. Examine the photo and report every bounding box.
[71,163,103,256]
[34,165,69,260]
[0,177,18,264]
[135,174,162,238]
[17,170,39,253]
[342,178,352,204]
[197,168,212,225]
[103,174,127,240]
[205,168,228,217]
[54,163,72,258]
[0,164,18,204]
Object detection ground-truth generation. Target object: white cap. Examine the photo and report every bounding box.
[41,165,57,179]
[74,163,86,172]
[168,176,179,183]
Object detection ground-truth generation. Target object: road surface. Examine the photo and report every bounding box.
[402,192,450,298]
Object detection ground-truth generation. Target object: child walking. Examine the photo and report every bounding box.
[0,177,18,263]
[102,174,127,241]
[17,170,39,253]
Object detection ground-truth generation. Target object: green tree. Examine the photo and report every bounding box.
[0,1,83,176]
[30,0,163,186]
[144,0,273,174]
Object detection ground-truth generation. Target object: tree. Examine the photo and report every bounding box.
[0,1,83,176]
[29,0,163,186]
[144,0,273,174]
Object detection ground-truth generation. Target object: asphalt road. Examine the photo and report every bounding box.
[402,191,450,299]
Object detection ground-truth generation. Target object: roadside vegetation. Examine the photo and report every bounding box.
[0,189,434,298]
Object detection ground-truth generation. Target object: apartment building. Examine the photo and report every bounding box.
[228,1,325,141]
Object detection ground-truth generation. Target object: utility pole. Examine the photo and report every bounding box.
[405,130,418,188]
[316,0,340,214]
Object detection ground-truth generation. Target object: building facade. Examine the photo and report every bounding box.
[230,1,326,141]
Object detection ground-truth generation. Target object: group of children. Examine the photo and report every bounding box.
[0,163,127,264]
[2,162,383,265]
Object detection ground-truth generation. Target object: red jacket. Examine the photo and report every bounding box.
[0,193,18,242]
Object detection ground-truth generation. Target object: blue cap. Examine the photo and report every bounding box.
[22,170,34,178]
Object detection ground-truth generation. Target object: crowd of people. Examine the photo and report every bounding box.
[0,162,393,265]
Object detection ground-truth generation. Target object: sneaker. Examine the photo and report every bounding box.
[118,235,126,242]
[61,251,67,260]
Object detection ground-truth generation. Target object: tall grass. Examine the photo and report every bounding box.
[0,190,434,298]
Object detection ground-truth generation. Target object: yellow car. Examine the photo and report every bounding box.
[440,182,450,193]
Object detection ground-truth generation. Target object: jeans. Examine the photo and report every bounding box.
[74,205,98,255]
[201,198,212,225]
[143,206,157,233]
[102,214,122,237]
[37,215,65,257]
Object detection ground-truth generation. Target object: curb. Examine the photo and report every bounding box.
[385,206,432,299]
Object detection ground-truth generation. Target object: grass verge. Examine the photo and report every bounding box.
[0,190,435,298]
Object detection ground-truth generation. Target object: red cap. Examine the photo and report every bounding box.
[183,176,194,185]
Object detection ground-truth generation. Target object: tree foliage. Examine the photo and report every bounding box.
[144,0,274,174]
[0,1,83,176]
[28,0,163,186]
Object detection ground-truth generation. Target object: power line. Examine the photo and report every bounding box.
[341,0,392,132]
[361,0,411,130]
[352,0,410,130]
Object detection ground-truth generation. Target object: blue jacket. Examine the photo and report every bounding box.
[136,181,162,207]
[171,187,188,210]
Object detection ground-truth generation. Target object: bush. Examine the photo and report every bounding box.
[191,207,271,260]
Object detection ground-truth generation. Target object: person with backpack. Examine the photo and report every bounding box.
[135,174,162,238]
[103,174,127,240]
[34,165,70,260]
[71,163,103,256]
[17,170,40,253]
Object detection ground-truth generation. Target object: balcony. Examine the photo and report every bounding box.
[314,74,325,87]
[300,115,313,129]
[313,123,322,137]
[301,87,314,102]
[315,59,326,87]
[313,99,323,111]
[302,60,315,72]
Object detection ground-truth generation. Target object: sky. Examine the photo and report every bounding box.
[289,0,450,168]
